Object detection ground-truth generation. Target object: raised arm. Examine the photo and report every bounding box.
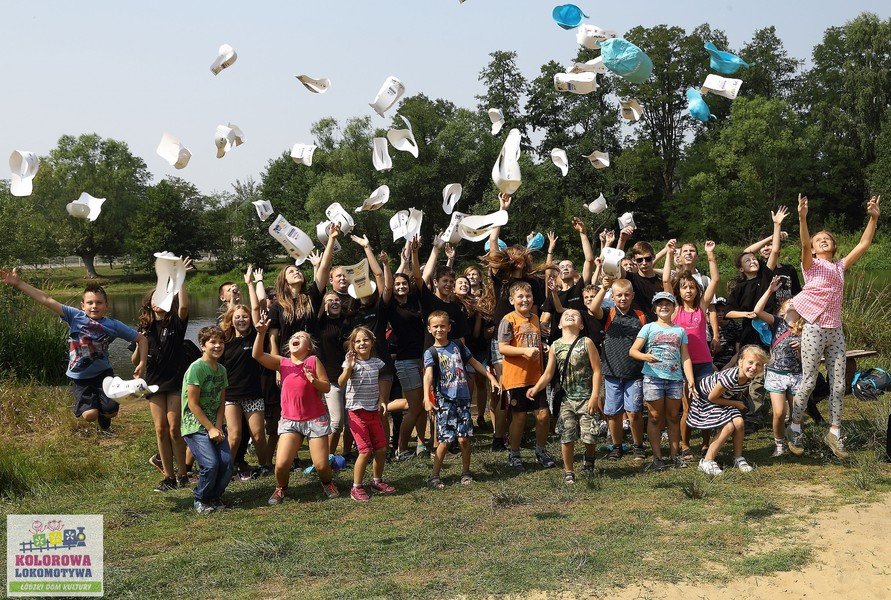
[591,275,613,320]
[251,318,281,371]
[545,231,558,267]
[662,239,675,293]
[797,194,812,272]
[573,218,596,284]
[421,236,441,286]
[743,233,774,255]
[252,267,267,308]
[409,236,423,289]
[178,257,192,321]
[396,240,410,275]
[244,264,262,325]
[701,241,720,306]
[752,277,779,325]
[616,226,633,251]
[314,223,341,293]
[488,193,511,258]
[0,268,63,315]
[381,251,394,303]
[843,195,881,269]
[444,243,456,269]
[766,206,789,271]
[351,234,385,292]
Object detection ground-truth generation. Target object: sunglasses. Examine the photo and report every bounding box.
[634,256,654,264]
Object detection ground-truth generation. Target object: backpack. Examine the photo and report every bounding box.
[852,368,891,401]
[603,307,647,332]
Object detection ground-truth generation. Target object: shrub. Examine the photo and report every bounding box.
[0,283,67,384]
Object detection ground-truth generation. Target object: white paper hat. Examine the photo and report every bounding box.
[441,184,462,215]
[701,74,743,100]
[103,376,158,399]
[316,220,342,253]
[268,215,315,263]
[215,123,245,158]
[9,150,39,197]
[252,199,273,221]
[290,143,317,166]
[372,137,392,171]
[554,72,599,95]
[296,75,330,94]
[440,211,467,244]
[457,210,509,242]
[210,43,237,75]
[568,56,607,75]
[325,202,355,234]
[355,185,390,212]
[491,128,522,194]
[386,115,419,158]
[600,247,625,277]
[620,99,644,122]
[342,258,376,299]
[151,251,187,313]
[156,133,191,170]
[618,211,636,230]
[584,150,610,169]
[488,108,504,135]
[551,148,569,177]
[389,208,424,242]
[587,193,607,214]
[369,76,405,117]
[66,192,105,222]
[576,24,618,49]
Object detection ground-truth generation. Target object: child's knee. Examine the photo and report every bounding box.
[80,409,99,422]
[732,417,745,430]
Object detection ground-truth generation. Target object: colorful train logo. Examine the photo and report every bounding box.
[20,519,87,553]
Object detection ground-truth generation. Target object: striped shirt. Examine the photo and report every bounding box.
[791,257,845,328]
[343,357,385,411]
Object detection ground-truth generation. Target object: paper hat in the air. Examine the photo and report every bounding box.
[584,151,610,169]
[686,88,714,122]
[701,74,742,100]
[554,72,598,95]
[568,56,606,75]
[9,150,39,197]
[488,108,504,135]
[703,42,749,75]
[620,99,644,121]
[103,376,158,399]
[456,210,509,242]
[66,192,105,221]
[386,115,419,158]
[291,143,317,166]
[372,137,392,171]
[210,44,237,75]
[618,211,636,230]
[355,185,390,212]
[369,76,405,117]
[325,202,354,234]
[342,258,376,300]
[316,221,342,253]
[296,75,330,94]
[586,193,607,214]
[156,133,192,169]
[551,148,569,176]
[552,4,587,29]
[440,212,467,245]
[599,38,653,84]
[268,215,314,264]
[491,128,522,194]
[442,183,462,214]
[600,247,625,277]
[576,24,617,50]
[389,208,424,242]
[151,251,187,313]
[215,123,245,158]
[253,200,273,221]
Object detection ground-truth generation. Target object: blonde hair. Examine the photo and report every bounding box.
[346,326,377,357]
[778,300,804,336]
[220,305,252,342]
[739,344,769,365]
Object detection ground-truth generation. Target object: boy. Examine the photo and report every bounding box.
[527,310,602,483]
[182,325,232,514]
[498,281,556,470]
[423,311,499,487]
[1,269,147,434]
[217,281,240,322]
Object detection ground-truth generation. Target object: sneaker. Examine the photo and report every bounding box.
[153,477,177,492]
[321,481,339,499]
[370,480,396,494]
[563,471,576,484]
[772,443,785,458]
[673,457,688,469]
[785,425,805,456]
[149,453,164,474]
[582,458,597,473]
[491,437,507,452]
[350,486,371,502]
[460,472,474,485]
[238,467,254,482]
[268,487,286,505]
[177,476,191,489]
[647,457,668,472]
[679,447,694,461]
[607,446,623,462]
[212,498,226,511]
[254,465,273,478]
[535,448,557,469]
[97,425,116,438]
[193,500,215,515]
[507,453,524,471]
[394,450,414,462]
[632,444,647,462]
[824,430,850,459]
[734,457,754,473]
[698,458,723,475]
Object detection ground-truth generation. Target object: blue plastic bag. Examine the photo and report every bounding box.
[599,38,653,84]
[552,4,586,30]
[704,42,750,75]
[527,232,545,251]
[686,88,714,123]
[484,238,508,252]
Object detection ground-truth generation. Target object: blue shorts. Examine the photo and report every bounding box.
[394,359,422,392]
[642,376,683,402]
[435,398,473,443]
[603,377,643,416]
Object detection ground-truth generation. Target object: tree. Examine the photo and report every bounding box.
[0,182,59,266]
[476,50,530,145]
[231,177,280,270]
[740,26,802,99]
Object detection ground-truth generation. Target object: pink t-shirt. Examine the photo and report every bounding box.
[279,356,326,422]
[792,257,845,328]
[674,306,712,364]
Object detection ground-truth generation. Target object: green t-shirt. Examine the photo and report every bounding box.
[181,359,228,436]
[552,337,593,400]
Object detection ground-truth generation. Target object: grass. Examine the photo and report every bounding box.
[2,380,890,599]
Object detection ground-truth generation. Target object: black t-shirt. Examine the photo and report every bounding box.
[220,329,262,401]
[542,279,586,344]
[581,308,604,349]
[420,283,467,349]
[352,295,391,364]
[333,289,357,318]
[385,291,425,360]
[491,274,546,324]
[599,307,648,380]
[727,261,775,347]
[140,312,189,393]
[267,285,323,354]
[317,314,351,380]
[772,262,802,306]
[627,272,663,317]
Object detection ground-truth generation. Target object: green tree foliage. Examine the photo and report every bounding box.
[740,26,801,99]
[229,177,281,270]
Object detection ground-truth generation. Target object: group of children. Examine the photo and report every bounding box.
[0,192,880,513]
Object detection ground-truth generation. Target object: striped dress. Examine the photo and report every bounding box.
[687,367,748,429]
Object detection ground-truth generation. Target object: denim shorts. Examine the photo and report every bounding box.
[603,377,643,416]
[764,369,802,395]
[489,338,503,365]
[642,376,683,402]
[278,414,332,438]
[394,359,423,392]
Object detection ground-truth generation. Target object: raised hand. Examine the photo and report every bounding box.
[253,268,264,283]
[498,193,512,211]
[0,267,21,286]
[243,264,254,284]
[772,205,789,224]
[308,250,322,268]
[665,238,677,253]
[547,231,558,252]
[605,230,616,245]
[328,222,342,239]
[598,229,607,245]
[768,275,781,292]
[572,217,586,234]
[867,195,881,218]
[345,350,357,368]
[182,256,194,271]
[619,226,633,240]
[378,251,389,264]
[350,234,370,248]
[704,240,716,255]
[255,317,270,335]
[444,243,456,259]
[797,194,808,219]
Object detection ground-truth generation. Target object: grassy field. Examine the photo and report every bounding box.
[1,380,889,599]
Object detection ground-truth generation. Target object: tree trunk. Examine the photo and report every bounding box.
[81,253,99,279]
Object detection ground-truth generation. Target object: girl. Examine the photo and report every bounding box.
[252,320,338,503]
[338,326,396,501]
[317,291,354,456]
[787,194,880,458]
[753,276,804,457]
[688,345,769,475]
[134,257,192,492]
[662,240,720,460]
[463,265,484,299]
[455,274,493,431]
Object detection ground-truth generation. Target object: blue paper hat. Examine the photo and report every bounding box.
[704,42,750,75]
[686,88,714,123]
[552,4,587,30]
[752,318,773,346]
[484,238,508,252]
[599,38,653,84]
[527,232,545,251]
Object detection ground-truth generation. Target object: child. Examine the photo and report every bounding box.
[0,270,147,434]
[338,326,396,501]
[629,292,696,471]
[752,277,804,457]
[423,311,499,488]
[787,194,880,458]
[181,325,232,514]
[252,321,338,504]
[710,298,742,370]
[498,281,556,471]
[527,310,602,483]
[688,345,769,474]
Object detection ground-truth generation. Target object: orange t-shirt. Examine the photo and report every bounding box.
[497,310,543,390]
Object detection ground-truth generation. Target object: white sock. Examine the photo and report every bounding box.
[829,426,841,439]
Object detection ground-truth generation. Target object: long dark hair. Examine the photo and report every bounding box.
[137,289,179,332]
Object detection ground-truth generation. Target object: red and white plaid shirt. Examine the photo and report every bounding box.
[791,257,845,328]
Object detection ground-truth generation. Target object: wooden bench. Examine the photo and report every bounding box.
[821,349,879,394]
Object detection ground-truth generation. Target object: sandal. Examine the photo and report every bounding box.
[460,472,474,485]
[679,448,694,461]
[427,476,445,490]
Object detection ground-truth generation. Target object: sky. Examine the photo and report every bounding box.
[2,0,888,196]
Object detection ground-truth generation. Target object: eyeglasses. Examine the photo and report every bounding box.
[634,256,654,264]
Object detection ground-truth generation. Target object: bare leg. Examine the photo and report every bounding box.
[459,437,471,472]
[371,447,387,479]
[665,399,682,460]
[731,417,745,457]
[307,436,333,482]
[534,408,550,447]
[679,393,691,452]
[628,411,644,446]
[164,393,187,477]
[607,414,624,446]
[431,442,449,478]
[398,388,423,452]
[705,422,734,461]
[246,410,269,466]
[561,442,575,472]
[645,400,665,459]
[508,411,527,451]
[353,452,372,485]
[273,433,302,489]
[225,404,244,468]
[149,396,174,478]
[770,392,788,440]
